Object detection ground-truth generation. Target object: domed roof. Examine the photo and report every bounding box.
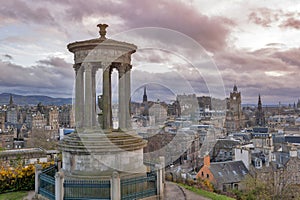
[67,24,137,53]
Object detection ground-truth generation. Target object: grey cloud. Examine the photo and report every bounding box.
[3,54,13,60]
[0,57,74,97]
[0,0,56,25]
[215,48,300,104]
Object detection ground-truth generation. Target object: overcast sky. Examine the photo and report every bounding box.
[0,0,299,104]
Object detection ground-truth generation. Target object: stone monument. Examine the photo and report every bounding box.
[59,24,147,178]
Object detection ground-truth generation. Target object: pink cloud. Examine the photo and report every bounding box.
[280,17,300,29]
[35,0,235,52]
[0,0,56,25]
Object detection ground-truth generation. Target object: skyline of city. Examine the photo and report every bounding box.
[0,0,299,104]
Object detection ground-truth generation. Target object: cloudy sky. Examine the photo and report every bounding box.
[0,0,299,104]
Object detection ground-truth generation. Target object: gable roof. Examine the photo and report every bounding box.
[209,160,248,184]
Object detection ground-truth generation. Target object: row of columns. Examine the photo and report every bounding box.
[74,62,131,131]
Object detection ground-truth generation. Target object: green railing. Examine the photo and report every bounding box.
[38,165,56,200]
[64,179,111,200]
[121,172,157,200]
[143,161,157,171]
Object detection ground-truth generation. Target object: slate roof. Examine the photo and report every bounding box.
[253,127,268,133]
[209,160,248,184]
[214,139,240,149]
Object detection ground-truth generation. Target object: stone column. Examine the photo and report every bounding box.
[111,171,120,200]
[125,64,132,129]
[102,62,112,130]
[156,164,164,198]
[84,63,93,128]
[55,171,64,200]
[118,64,126,130]
[34,164,42,195]
[74,64,84,128]
[159,156,165,184]
[92,66,98,127]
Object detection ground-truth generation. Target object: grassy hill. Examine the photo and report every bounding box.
[0,93,72,106]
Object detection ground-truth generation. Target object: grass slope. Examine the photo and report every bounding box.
[179,183,235,200]
[0,191,27,200]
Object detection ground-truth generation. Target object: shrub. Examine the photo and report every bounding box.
[0,162,54,193]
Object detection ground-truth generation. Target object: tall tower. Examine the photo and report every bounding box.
[7,94,18,124]
[225,84,244,133]
[255,94,265,127]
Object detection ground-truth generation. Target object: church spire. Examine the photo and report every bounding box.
[9,94,13,105]
[143,86,148,103]
[258,94,262,110]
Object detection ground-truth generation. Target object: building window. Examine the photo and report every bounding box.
[223,185,227,192]
[201,171,204,177]
[234,184,238,189]
[206,174,209,178]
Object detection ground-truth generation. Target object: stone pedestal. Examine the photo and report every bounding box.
[59,129,147,176]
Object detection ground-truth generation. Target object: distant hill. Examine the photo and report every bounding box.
[0,93,72,106]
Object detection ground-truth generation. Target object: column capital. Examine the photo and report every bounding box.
[83,62,93,71]
[102,62,111,71]
[125,64,132,72]
[116,63,126,75]
[92,66,98,74]
[73,63,82,73]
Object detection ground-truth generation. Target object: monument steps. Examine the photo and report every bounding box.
[59,131,147,152]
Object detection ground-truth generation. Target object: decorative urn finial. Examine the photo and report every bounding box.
[97,24,108,40]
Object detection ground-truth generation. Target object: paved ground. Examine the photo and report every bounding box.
[164,181,210,200]
[24,191,35,200]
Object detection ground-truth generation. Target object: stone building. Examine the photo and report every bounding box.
[167,100,180,117]
[210,139,240,162]
[49,107,59,130]
[6,94,18,125]
[196,155,248,192]
[149,100,168,125]
[225,85,244,133]
[176,94,198,118]
[0,131,14,149]
[0,148,48,167]
[32,111,47,129]
[58,105,74,128]
[0,111,5,132]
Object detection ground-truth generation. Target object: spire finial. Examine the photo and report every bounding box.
[233,84,237,92]
[97,24,108,40]
[258,94,262,110]
[143,86,148,103]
